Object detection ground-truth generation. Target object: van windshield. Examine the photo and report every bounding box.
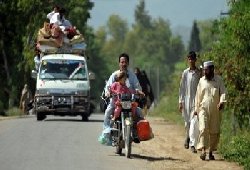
[39,59,87,80]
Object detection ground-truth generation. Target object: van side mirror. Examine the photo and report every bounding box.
[31,70,37,79]
[89,72,95,80]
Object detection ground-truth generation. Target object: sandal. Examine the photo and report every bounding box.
[191,146,197,153]
[200,152,206,160]
[209,152,215,160]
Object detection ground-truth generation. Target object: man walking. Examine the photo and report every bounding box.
[179,51,201,153]
[195,61,226,160]
[19,84,32,114]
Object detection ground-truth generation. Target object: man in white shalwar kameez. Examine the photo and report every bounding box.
[194,61,226,160]
[179,51,201,153]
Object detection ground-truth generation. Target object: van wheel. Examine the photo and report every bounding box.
[37,112,46,121]
[81,114,89,121]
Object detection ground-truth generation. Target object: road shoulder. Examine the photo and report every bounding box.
[133,116,243,170]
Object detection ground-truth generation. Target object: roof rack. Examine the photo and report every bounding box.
[38,42,86,55]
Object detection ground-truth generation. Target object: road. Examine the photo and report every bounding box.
[0,114,243,170]
[0,114,149,170]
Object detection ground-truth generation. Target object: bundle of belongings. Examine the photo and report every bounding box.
[37,22,85,50]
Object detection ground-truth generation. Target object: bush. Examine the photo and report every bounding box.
[220,134,250,169]
[219,110,250,170]
[5,107,24,117]
[151,61,185,125]
[152,91,183,125]
[153,59,250,169]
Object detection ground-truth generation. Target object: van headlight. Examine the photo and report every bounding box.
[75,90,89,96]
[36,96,51,103]
[36,89,50,95]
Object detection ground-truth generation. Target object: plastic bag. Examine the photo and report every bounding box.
[98,132,111,146]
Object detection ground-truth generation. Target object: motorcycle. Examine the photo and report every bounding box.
[110,93,139,158]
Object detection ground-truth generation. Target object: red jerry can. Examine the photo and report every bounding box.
[137,119,152,141]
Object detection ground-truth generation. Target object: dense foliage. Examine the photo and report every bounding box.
[188,21,202,52]
[219,110,250,169]
[205,1,250,168]
[0,0,94,110]
[95,0,185,102]
[0,0,184,112]
[206,0,250,130]
[155,0,250,168]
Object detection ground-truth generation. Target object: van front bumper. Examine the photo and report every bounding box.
[34,94,90,115]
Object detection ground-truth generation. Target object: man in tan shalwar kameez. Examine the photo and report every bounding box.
[194,61,226,160]
[19,84,32,114]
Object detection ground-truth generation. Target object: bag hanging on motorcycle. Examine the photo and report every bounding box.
[137,119,152,141]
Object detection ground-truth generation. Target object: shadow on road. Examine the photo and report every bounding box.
[44,118,103,123]
[131,154,185,162]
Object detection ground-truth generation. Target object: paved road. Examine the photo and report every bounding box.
[0,114,149,170]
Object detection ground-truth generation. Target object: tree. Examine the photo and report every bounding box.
[198,20,220,52]
[0,0,93,109]
[124,16,184,100]
[66,0,94,34]
[207,0,250,130]
[107,15,128,41]
[84,26,108,100]
[134,0,152,29]
[96,14,129,74]
[188,20,202,52]
[169,35,185,67]
[91,0,184,104]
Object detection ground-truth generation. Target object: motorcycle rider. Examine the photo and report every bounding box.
[101,53,144,144]
[110,70,144,123]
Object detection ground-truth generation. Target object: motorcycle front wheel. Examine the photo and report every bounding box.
[125,125,132,158]
[116,135,122,154]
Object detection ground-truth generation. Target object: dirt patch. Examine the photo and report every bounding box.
[133,117,243,170]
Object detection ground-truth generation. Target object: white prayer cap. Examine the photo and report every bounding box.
[203,61,214,68]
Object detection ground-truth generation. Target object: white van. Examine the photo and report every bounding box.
[32,53,94,121]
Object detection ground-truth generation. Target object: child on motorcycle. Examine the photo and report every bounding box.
[110,70,144,124]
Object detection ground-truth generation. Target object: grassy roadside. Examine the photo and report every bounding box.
[219,110,250,170]
[150,61,184,126]
[150,61,249,169]
[151,94,250,169]
[0,107,27,120]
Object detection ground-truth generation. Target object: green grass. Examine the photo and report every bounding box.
[219,110,250,170]
[152,59,250,169]
[153,95,250,170]
[152,94,183,125]
[5,107,25,117]
[151,62,185,125]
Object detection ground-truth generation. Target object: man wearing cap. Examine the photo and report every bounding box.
[179,51,201,153]
[194,61,226,160]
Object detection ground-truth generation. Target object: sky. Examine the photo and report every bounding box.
[88,0,229,30]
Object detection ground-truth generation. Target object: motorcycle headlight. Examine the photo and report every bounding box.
[121,101,131,109]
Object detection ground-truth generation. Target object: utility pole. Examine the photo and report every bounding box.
[156,67,159,106]
[220,11,230,16]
